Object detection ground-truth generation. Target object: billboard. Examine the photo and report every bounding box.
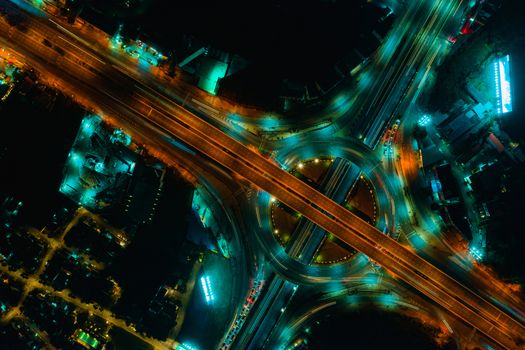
[494,55,512,114]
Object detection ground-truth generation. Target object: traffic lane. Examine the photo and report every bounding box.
[3,5,239,138]
[122,79,525,344]
[126,93,521,348]
[65,0,524,344]
[25,46,525,350]
[101,65,500,330]
[2,0,444,141]
[358,0,457,140]
[360,2,457,138]
[53,28,525,346]
[0,3,107,70]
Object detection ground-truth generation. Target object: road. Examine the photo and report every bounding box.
[0,207,176,350]
[232,0,481,345]
[1,0,525,349]
[233,158,362,349]
[0,264,175,350]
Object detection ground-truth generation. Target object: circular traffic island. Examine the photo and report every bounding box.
[270,157,377,265]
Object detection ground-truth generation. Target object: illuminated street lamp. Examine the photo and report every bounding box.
[417,114,431,127]
[178,343,199,350]
[469,245,484,261]
[200,276,214,304]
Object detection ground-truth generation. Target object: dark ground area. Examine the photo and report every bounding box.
[85,0,378,78]
[484,164,525,283]
[80,0,389,109]
[0,76,83,228]
[307,306,456,350]
[110,171,197,339]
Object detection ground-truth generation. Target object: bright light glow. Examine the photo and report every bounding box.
[94,162,104,173]
[81,116,98,136]
[201,277,211,304]
[494,55,512,114]
[378,293,397,307]
[418,114,431,127]
[270,196,276,203]
[198,60,228,95]
[206,276,214,301]
[69,152,83,168]
[297,162,304,169]
[469,245,484,261]
[178,343,199,350]
[363,274,380,286]
[80,188,97,206]
[200,276,214,304]
[201,278,210,301]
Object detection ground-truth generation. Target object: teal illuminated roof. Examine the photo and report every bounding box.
[197,58,228,95]
[59,115,137,210]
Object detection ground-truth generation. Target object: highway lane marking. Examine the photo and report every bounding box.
[203,160,233,181]
[112,63,138,78]
[48,19,81,41]
[442,318,453,333]
[112,63,230,129]
[396,300,419,310]
[109,64,173,108]
[48,19,105,63]
[117,90,234,180]
[133,83,230,130]
[255,206,261,227]
[105,82,524,346]
[191,98,220,116]
[132,82,182,109]
[56,35,105,65]
[136,82,228,126]
[122,71,227,126]
[306,301,336,316]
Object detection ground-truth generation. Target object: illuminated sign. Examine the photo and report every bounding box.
[200,275,215,304]
[494,55,512,114]
[178,343,199,350]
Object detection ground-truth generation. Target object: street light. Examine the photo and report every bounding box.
[469,246,483,261]
[417,114,431,127]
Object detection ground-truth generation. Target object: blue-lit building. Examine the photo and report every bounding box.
[59,116,138,211]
